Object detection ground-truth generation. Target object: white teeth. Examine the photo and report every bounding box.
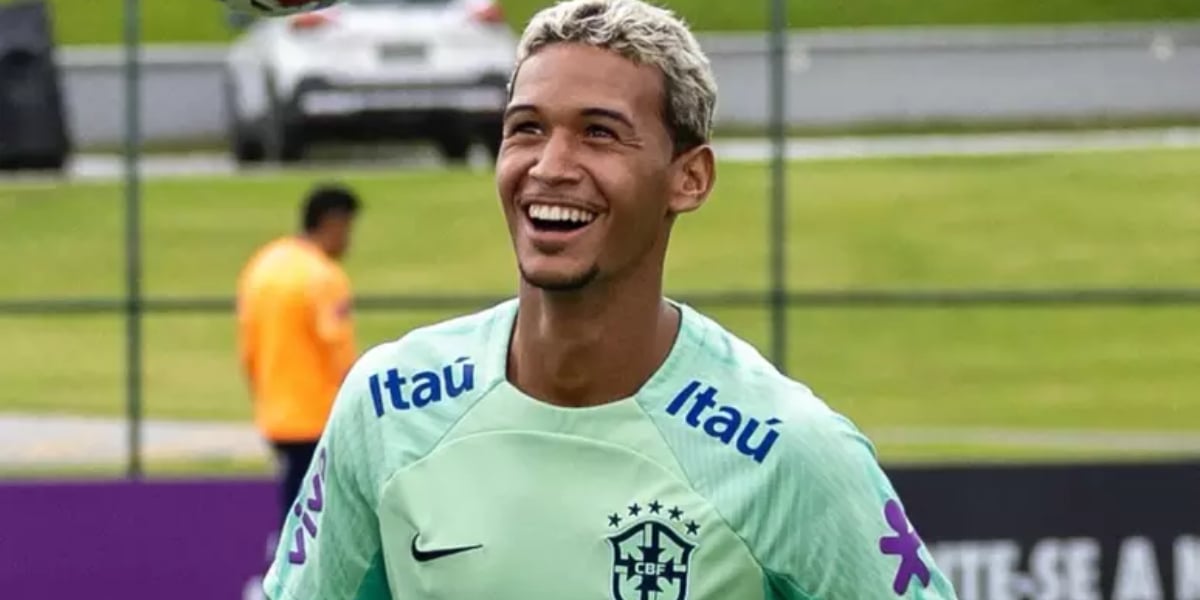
[528,203,596,224]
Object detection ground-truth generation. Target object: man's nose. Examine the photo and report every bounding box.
[528,130,583,186]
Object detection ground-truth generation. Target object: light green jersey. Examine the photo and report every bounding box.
[263,299,958,600]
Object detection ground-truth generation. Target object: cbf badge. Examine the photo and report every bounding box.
[606,499,699,600]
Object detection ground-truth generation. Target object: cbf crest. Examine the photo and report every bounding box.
[605,499,700,600]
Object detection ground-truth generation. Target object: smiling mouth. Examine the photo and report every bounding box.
[525,203,598,233]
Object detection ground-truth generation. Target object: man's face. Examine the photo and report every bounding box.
[322,212,355,260]
[496,43,697,292]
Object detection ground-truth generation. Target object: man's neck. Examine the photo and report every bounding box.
[507,274,680,408]
[297,233,330,259]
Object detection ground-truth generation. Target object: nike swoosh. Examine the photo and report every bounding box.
[410,534,483,562]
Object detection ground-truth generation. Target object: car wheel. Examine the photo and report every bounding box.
[0,154,64,172]
[478,117,503,163]
[232,127,266,164]
[263,73,306,164]
[432,115,473,165]
[223,72,265,164]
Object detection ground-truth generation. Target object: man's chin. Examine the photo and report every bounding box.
[519,264,600,293]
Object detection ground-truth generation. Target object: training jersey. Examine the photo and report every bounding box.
[237,236,357,442]
[263,298,958,600]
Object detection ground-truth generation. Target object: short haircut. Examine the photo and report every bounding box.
[512,0,718,155]
[302,183,360,232]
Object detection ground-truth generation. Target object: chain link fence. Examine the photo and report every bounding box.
[2,0,1198,478]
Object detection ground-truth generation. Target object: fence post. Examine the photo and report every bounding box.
[768,0,788,373]
[123,0,144,480]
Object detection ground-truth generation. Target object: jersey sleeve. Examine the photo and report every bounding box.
[771,411,959,600]
[262,350,390,600]
[310,269,357,380]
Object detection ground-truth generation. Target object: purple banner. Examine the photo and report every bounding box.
[3,461,1197,599]
[0,478,280,600]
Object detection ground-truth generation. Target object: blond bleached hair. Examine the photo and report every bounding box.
[511,0,718,154]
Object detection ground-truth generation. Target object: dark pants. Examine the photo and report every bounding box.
[272,440,319,527]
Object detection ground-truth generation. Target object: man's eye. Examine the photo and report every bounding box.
[585,125,616,139]
[507,121,541,136]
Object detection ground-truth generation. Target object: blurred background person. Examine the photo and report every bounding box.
[236,182,362,525]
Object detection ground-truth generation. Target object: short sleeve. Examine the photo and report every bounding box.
[312,269,354,345]
[770,412,960,599]
[262,355,390,600]
[310,268,357,379]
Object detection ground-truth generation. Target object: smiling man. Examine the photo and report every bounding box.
[262,1,958,599]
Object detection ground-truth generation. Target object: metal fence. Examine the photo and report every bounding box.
[3,0,1200,480]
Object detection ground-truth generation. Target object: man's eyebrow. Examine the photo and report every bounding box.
[502,104,636,130]
[581,107,635,129]
[503,104,537,120]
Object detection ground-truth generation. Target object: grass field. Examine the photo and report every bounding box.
[2,148,1199,464]
[38,0,1200,46]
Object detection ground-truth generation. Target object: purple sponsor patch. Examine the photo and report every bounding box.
[287,447,328,565]
[879,498,932,595]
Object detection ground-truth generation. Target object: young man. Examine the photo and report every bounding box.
[238,183,361,525]
[264,1,958,598]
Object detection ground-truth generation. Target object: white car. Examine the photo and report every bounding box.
[223,0,518,165]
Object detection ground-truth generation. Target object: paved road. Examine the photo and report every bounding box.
[57,25,1200,147]
[4,127,1199,185]
[0,414,269,466]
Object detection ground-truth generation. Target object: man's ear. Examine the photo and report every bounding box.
[667,144,716,215]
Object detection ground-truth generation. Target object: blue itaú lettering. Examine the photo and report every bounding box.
[368,357,475,417]
[665,380,781,464]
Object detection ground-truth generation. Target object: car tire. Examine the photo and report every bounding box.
[232,126,266,165]
[223,72,265,165]
[262,73,306,164]
[432,114,473,165]
[476,75,509,164]
[0,154,64,172]
[478,117,503,163]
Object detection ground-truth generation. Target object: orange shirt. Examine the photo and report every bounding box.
[236,237,357,442]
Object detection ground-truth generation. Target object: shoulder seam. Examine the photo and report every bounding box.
[633,401,769,580]
[428,375,507,458]
[370,375,506,516]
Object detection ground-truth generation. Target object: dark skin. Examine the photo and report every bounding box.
[303,211,355,260]
[496,43,716,408]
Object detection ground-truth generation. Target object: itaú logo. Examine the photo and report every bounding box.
[665,380,781,464]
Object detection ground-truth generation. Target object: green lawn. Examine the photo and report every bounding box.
[2,149,1199,457]
[36,0,1200,46]
[4,305,1195,434]
[5,150,1199,299]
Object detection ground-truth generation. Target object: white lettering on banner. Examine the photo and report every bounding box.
[958,541,985,599]
[987,541,1022,600]
[1027,539,1063,600]
[929,543,964,598]
[1029,537,1100,600]
[1065,538,1103,600]
[930,541,990,600]
[929,540,1055,600]
[1179,536,1200,600]
[1113,536,1163,600]
[929,535,1200,600]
